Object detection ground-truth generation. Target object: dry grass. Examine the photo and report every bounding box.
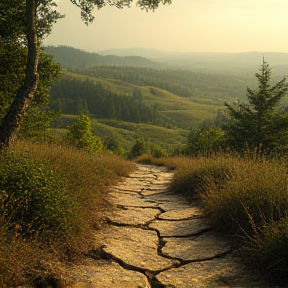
[138,152,288,276]
[0,139,135,287]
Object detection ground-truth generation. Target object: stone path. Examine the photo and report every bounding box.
[65,164,274,288]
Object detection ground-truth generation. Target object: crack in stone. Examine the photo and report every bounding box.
[155,215,203,222]
[98,165,242,288]
[160,227,213,238]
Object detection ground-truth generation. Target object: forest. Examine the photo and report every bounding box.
[2,1,288,285]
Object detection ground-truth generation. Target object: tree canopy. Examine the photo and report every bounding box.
[0,0,172,149]
[225,59,288,151]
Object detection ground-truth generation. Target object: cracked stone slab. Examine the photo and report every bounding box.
[149,218,211,237]
[108,192,158,208]
[140,188,171,196]
[156,254,272,288]
[147,193,186,203]
[107,207,160,226]
[158,207,202,220]
[103,226,179,271]
[158,200,193,211]
[60,258,151,288]
[162,231,231,261]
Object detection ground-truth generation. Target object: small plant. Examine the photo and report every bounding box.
[67,114,103,153]
[128,137,149,159]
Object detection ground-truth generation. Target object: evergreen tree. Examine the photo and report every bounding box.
[129,138,149,159]
[67,115,103,153]
[225,59,288,151]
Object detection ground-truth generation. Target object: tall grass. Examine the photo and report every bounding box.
[0,139,135,287]
[138,153,288,276]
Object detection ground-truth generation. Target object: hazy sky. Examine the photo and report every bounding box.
[44,0,288,53]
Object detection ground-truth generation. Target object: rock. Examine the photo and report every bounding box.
[106,207,160,226]
[158,207,202,220]
[149,218,211,237]
[61,259,151,288]
[108,191,158,208]
[162,231,231,261]
[155,254,272,288]
[102,226,179,271]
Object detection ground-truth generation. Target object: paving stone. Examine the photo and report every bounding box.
[158,207,202,220]
[140,188,171,196]
[60,258,151,288]
[162,231,231,261]
[107,207,160,225]
[108,191,158,208]
[149,218,211,237]
[155,254,273,288]
[103,226,179,271]
[56,164,274,288]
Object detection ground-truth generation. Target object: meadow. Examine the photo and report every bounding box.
[53,115,188,151]
[61,71,227,129]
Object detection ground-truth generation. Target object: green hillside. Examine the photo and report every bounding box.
[54,71,227,128]
[54,115,187,151]
[44,46,165,69]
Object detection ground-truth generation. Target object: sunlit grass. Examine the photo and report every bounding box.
[0,139,135,287]
[63,71,226,129]
[138,152,288,276]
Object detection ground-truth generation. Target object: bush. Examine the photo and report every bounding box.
[67,115,103,153]
[128,138,149,159]
[0,140,135,287]
[0,152,80,239]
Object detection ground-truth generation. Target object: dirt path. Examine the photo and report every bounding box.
[63,164,274,288]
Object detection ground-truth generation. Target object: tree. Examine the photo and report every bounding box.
[0,0,172,150]
[225,59,288,151]
[67,114,103,153]
[186,126,226,155]
[0,0,62,149]
[129,137,149,159]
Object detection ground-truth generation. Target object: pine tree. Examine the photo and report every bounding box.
[225,59,288,151]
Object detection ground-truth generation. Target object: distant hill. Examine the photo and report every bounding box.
[98,47,170,59]
[44,46,165,69]
[99,48,288,76]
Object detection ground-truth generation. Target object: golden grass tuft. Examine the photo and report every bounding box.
[0,139,135,287]
[142,152,288,276]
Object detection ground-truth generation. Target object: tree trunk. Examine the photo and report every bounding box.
[0,0,40,150]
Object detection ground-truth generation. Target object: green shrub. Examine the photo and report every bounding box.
[0,152,80,239]
[67,114,103,153]
[128,138,149,159]
[0,140,135,287]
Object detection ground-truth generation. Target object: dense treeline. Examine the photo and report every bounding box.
[73,66,250,100]
[44,46,164,69]
[50,76,173,126]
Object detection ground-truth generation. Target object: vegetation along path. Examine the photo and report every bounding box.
[63,164,273,288]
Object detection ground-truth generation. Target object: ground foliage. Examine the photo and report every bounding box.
[137,153,288,280]
[0,139,135,287]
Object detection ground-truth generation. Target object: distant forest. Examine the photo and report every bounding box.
[44,46,164,69]
[73,66,250,101]
[50,76,173,127]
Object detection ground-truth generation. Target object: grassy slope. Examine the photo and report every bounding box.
[64,71,225,128]
[56,115,187,150]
